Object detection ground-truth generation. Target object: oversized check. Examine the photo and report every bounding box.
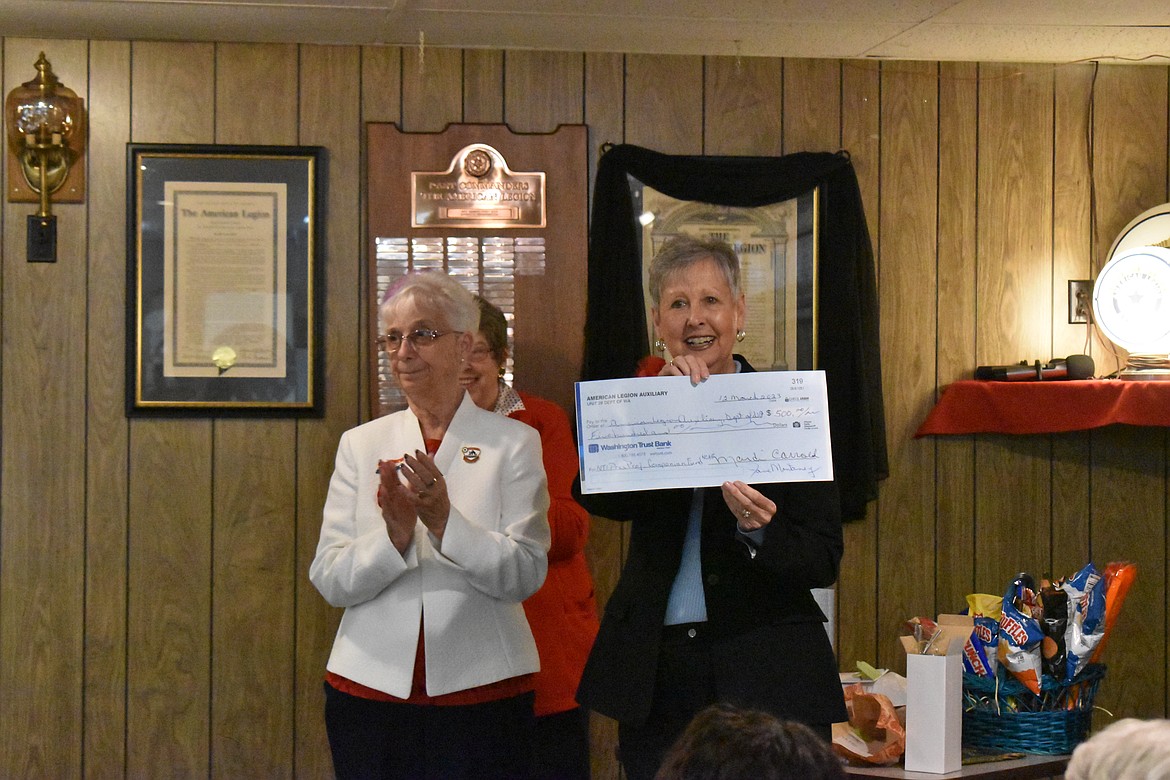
[575,370,833,494]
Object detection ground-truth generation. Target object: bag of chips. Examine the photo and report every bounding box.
[963,593,1002,677]
[1059,562,1106,678]
[1037,585,1068,681]
[1090,561,1137,663]
[832,685,906,766]
[997,575,1044,694]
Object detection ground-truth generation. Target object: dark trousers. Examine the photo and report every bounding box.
[532,707,591,780]
[616,624,718,780]
[324,682,535,779]
[615,624,833,780]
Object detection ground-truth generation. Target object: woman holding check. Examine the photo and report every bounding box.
[575,234,847,780]
[310,271,550,779]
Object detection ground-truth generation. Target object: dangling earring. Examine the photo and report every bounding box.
[498,365,506,378]
[654,338,666,353]
[736,329,746,342]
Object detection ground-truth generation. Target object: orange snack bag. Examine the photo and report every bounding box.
[832,685,906,766]
[1090,561,1137,663]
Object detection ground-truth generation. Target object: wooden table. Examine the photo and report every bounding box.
[844,754,1069,779]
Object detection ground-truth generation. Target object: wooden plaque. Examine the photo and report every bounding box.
[366,123,588,417]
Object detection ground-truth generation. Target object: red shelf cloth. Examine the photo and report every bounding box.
[914,379,1170,436]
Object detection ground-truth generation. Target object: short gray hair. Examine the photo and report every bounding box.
[1066,718,1170,779]
[648,234,742,305]
[380,272,480,333]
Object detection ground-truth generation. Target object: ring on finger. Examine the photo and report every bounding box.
[741,508,751,519]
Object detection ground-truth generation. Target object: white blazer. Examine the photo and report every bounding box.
[310,392,550,698]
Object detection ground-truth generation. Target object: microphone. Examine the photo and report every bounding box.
[974,355,1095,381]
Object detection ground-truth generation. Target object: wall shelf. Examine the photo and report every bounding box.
[915,379,1170,436]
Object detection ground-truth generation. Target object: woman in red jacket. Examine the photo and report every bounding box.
[460,296,600,780]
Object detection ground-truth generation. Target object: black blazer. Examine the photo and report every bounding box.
[574,358,848,727]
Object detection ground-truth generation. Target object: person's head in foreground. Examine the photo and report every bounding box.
[649,234,746,378]
[654,703,845,780]
[1065,717,1170,780]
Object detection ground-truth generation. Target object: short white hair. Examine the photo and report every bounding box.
[380,272,479,333]
[1066,718,1170,779]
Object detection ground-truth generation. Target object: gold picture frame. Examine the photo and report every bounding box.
[126,143,325,416]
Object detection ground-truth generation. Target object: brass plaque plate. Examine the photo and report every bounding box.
[412,143,545,228]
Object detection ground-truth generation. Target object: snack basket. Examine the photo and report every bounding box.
[962,663,1105,754]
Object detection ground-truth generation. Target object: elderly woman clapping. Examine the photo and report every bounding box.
[310,272,550,780]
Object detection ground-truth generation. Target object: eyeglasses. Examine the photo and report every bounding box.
[468,346,497,363]
[376,328,461,353]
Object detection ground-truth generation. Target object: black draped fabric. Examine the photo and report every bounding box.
[582,144,887,521]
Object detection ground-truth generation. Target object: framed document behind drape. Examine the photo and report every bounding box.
[632,180,818,371]
[126,143,324,415]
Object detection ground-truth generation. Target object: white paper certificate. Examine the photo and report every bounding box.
[575,371,833,494]
[162,180,288,378]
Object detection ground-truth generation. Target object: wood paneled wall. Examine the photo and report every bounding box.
[2,36,1168,779]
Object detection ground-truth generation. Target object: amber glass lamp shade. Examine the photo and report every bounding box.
[5,52,85,207]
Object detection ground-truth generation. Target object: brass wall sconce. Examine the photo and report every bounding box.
[5,52,87,263]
